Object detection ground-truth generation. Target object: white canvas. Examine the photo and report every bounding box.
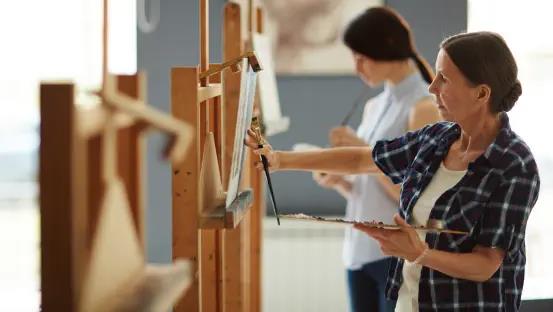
[226,59,258,208]
[252,33,290,136]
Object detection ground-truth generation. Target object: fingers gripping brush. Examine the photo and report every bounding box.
[251,117,280,225]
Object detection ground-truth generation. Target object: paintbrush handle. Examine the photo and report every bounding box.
[258,145,280,225]
[340,88,370,126]
[262,156,280,225]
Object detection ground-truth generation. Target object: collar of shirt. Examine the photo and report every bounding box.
[403,114,513,226]
[435,112,512,169]
[385,71,424,103]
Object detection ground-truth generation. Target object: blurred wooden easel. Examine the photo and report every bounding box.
[171,0,269,311]
[40,1,193,311]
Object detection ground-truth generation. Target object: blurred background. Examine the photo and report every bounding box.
[1,0,552,310]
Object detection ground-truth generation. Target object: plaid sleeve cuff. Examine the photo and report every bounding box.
[372,140,405,184]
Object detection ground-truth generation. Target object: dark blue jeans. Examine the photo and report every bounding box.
[346,258,396,312]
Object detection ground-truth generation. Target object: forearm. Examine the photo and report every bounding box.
[419,248,502,282]
[277,147,378,175]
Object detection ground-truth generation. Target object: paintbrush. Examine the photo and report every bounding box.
[340,87,372,126]
[251,116,281,225]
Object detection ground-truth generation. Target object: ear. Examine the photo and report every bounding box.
[475,84,491,105]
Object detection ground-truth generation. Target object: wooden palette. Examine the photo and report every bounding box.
[280,213,468,235]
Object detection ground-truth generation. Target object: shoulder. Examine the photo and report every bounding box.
[495,131,539,179]
[375,121,456,153]
[410,97,435,114]
[415,121,456,140]
[401,77,431,106]
[408,97,442,131]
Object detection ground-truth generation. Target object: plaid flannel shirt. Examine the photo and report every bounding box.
[372,113,540,311]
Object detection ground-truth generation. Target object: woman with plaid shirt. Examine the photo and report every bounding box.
[247,31,539,311]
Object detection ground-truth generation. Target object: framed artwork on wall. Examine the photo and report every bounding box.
[261,0,383,75]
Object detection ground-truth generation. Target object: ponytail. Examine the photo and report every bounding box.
[411,52,434,84]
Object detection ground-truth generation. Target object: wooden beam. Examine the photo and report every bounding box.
[248,151,263,312]
[196,5,218,301]
[171,67,201,311]
[210,64,224,312]
[251,6,265,311]
[77,106,135,139]
[200,0,209,87]
[40,83,81,311]
[198,84,223,103]
[116,73,146,247]
[222,3,247,311]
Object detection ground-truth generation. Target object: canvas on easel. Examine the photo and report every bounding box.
[226,58,258,208]
[252,33,289,136]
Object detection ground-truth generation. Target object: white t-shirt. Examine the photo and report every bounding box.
[395,162,467,312]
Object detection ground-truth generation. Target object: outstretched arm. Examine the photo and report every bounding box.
[245,130,381,175]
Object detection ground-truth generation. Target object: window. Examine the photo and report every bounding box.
[0,1,136,310]
[469,0,553,300]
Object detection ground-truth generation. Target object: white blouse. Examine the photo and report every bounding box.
[343,71,431,269]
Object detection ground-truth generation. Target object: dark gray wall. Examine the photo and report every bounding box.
[137,0,467,261]
[138,0,224,262]
[386,0,468,70]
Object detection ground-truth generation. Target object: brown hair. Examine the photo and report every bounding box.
[343,6,434,84]
[441,31,522,113]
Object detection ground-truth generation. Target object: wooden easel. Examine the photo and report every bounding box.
[40,1,193,311]
[223,1,268,311]
[171,0,268,311]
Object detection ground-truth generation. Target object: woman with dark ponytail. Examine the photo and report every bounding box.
[311,7,440,312]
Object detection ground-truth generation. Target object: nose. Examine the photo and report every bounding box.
[428,78,438,95]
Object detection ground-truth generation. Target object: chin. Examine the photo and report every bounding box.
[438,108,452,122]
[363,79,376,87]
[442,115,454,122]
[367,80,382,88]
